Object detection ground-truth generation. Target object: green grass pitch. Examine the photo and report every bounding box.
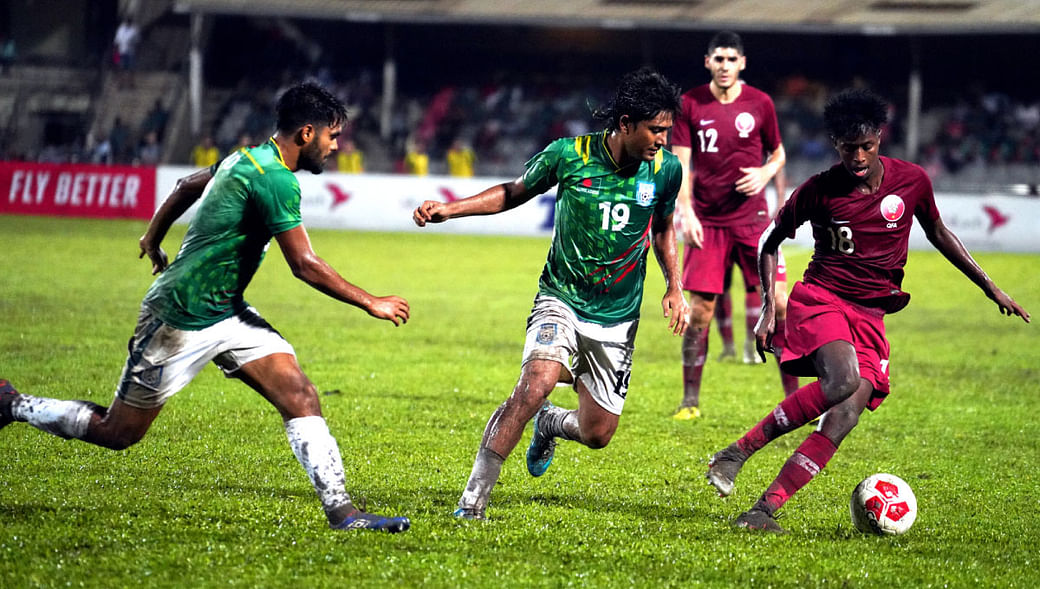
[1,214,1037,587]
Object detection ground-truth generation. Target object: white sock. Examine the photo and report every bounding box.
[285,416,352,517]
[458,446,504,512]
[11,395,97,439]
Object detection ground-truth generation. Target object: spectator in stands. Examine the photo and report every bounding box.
[336,137,364,173]
[112,17,140,88]
[137,131,161,166]
[404,139,429,175]
[140,100,169,143]
[446,138,475,177]
[108,117,130,164]
[192,135,220,168]
[0,34,15,76]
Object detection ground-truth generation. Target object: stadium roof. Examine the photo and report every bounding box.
[173,0,1040,33]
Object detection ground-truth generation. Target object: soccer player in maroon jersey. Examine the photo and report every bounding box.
[706,88,1030,532]
[671,31,792,419]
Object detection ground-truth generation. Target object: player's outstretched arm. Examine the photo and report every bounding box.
[138,167,213,274]
[413,178,534,226]
[921,215,1030,323]
[652,212,689,336]
[275,225,409,326]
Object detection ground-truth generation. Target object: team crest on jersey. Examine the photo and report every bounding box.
[735,112,756,138]
[536,323,557,345]
[880,194,906,223]
[636,182,655,206]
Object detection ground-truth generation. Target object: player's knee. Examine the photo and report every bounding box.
[98,426,147,451]
[821,371,859,404]
[820,405,860,441]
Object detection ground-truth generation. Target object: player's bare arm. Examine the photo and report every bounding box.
[652,211,689,335]
[918,214,1030,323]
[138,167,214,274]
[736,144,787,197]
[670,145,703,248]
[413,179,535,226]
[275,225,410,326]
[754,224,785,359]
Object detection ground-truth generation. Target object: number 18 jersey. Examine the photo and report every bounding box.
[522,131,682,324]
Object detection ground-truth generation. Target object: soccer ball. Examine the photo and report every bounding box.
[849,473,917,535]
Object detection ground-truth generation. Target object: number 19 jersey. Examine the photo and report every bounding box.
[522,131,682,324]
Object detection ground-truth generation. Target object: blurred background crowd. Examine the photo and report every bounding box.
[2,1,1038,194]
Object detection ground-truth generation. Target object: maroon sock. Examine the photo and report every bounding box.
[772,317,799,396]
[744,290,762,341]
[681,327,709,407]
[737,380,828,454]
[759,432,839,514]
[715,291,734,348]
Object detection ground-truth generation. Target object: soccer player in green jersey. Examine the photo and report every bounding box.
[413,68,690,520]
[0,83,412,533]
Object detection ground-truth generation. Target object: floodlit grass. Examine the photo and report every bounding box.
[1,214,1037,588]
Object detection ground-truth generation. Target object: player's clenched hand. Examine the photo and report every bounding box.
[367,295,410,326]
[662,289,689,336]
[753,306,776,363]
[413,201,450,227]
[736,166,769,196]
[138,237,168,275]
[989,288,1031,323]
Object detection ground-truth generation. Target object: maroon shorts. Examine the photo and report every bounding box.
[682,223,765,294]
[780,281,892,410]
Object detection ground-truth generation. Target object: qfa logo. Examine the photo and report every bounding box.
[735,112,755,138]
[879,194,905,228]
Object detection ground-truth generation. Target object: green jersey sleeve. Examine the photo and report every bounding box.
[521,139,566,195]
[254,169,303,235]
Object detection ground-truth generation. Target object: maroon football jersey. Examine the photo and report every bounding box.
[776,156,940,313]
[671,83,782,226]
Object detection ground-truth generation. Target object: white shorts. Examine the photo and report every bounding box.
[114,305,295,409]
[521,295,638,416]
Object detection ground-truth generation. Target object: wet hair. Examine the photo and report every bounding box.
[824,88,889,141]
[275,82,348,134]
[707,31,744,55]
[592,67,681,131]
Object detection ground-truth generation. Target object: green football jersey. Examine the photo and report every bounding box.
[523,131,682,324]
[143,139,302,329]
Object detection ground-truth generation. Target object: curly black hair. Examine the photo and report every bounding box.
[276,82,348,134]
[823,88,888,141]
[593,67,681,131]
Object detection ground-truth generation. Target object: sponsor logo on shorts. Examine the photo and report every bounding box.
[136,362,164,390]
[636,182,655,206]
[735,112,756,138]
[536,323,557,345]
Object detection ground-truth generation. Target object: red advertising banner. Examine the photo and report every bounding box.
[0,161,156,220]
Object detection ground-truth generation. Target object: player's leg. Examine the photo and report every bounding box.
[706,339,860,497]
[0,381,160,449]
[458,358,561,517]
[0,307,198,449]
[715,264,736,360]
[734,377,872,532]
[676,291,714,419]
[528,319,631,471]
[233,351,408,533]
[676,229,729,419]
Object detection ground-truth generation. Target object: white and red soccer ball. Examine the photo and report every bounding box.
[850,473,918,535]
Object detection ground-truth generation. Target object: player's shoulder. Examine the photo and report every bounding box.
[682,84,714,105]
[882,156,928,178]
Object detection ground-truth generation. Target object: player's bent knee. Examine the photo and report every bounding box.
[583,431,613,450]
